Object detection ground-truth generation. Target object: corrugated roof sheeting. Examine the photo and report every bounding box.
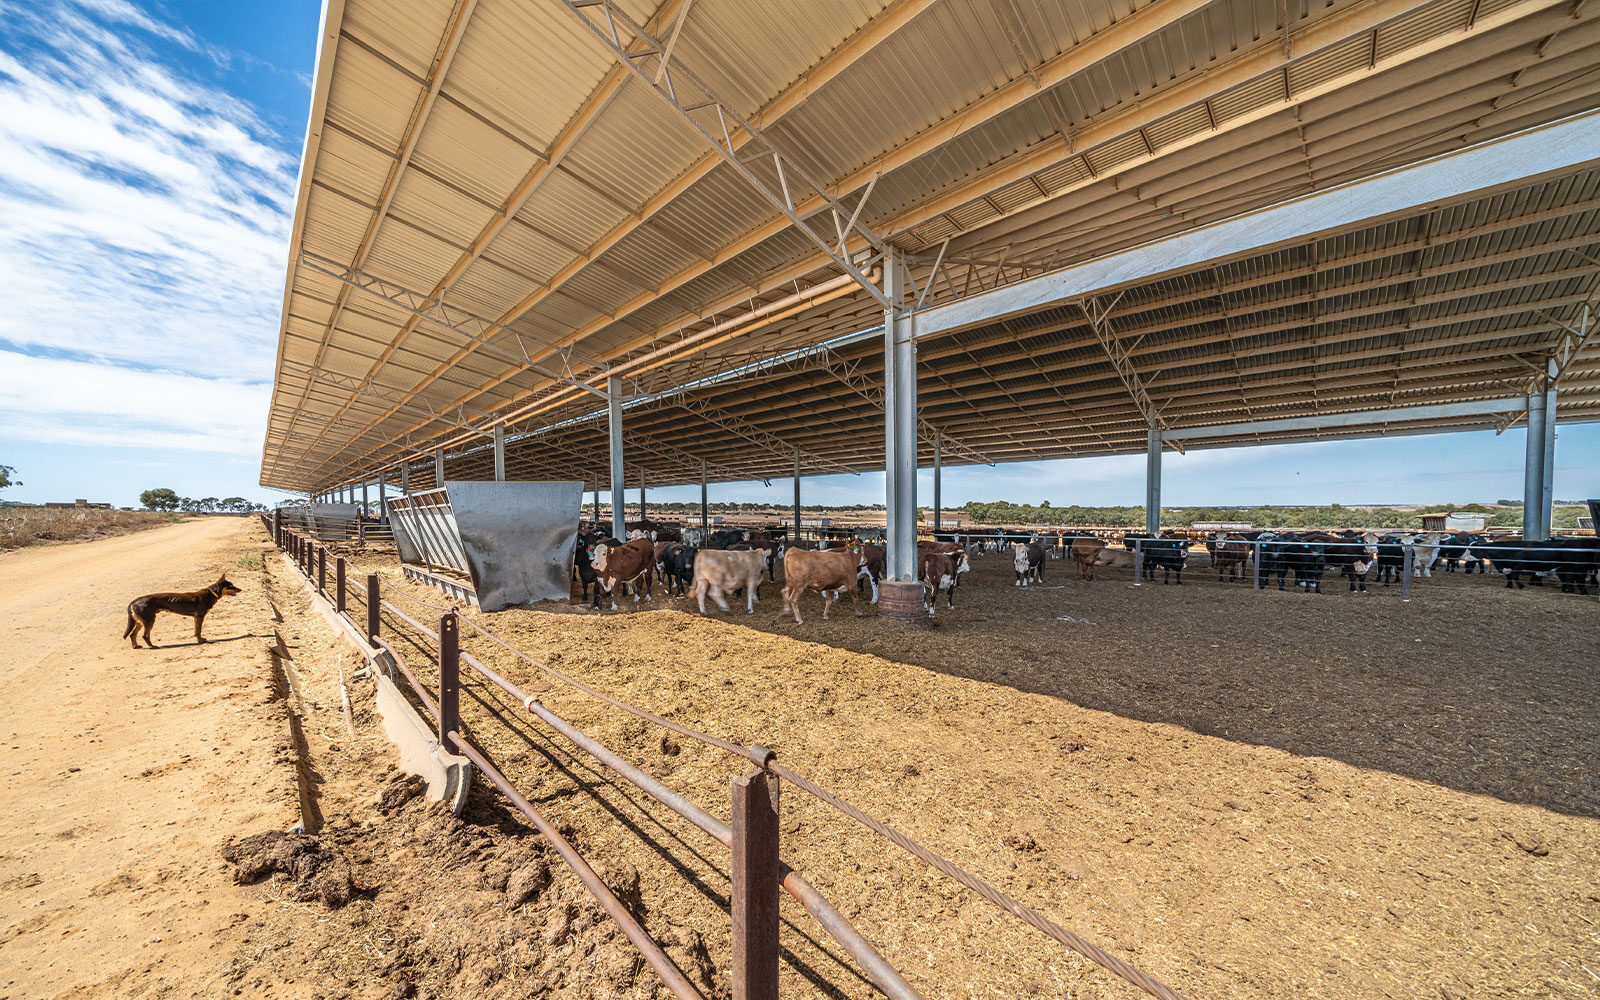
[264,0,1600,491]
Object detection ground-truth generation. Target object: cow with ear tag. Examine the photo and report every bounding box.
[1012,542,1044,586]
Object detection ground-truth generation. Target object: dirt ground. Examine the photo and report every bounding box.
[336,538,1600,999]
[4,519,1596,999]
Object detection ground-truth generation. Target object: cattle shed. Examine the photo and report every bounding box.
[262,0,1600,589]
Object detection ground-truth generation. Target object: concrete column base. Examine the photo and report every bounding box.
[877,581,927,623]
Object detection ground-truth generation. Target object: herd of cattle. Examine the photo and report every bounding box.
[571,521,1600,619]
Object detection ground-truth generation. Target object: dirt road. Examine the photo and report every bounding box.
[0,518,298,999]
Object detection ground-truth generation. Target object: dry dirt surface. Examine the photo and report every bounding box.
[344,540,1600,1000]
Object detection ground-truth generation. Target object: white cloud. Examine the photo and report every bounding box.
[0,2,295,383]
[0,352,269,454]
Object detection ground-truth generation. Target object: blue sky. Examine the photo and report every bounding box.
[0,1,1594,511]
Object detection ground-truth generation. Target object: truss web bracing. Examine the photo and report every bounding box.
[265,0,1600,533]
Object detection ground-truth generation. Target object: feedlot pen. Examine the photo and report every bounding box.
[348,541,1595,999]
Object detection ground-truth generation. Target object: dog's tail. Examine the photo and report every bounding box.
[123,607,137,639]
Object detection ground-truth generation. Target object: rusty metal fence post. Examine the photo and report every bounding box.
[438,611,460,748]
[1402,544,1414,601]
[317,546,327,595]
[367,574,381,645]
[272,508,281,547]
[731,758,780,1000]
[335,557,347,614]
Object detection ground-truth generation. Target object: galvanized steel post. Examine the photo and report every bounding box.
[883,249,917,582]
[1402,543,1413,601]
[639,467,646,520]
[1145,424,1162,535]
[400,461,409,495]
[792,449,801,545]
[434,448,445,488]
[933,428,942,534]
[1541,358,1557,540]
[439,611,460,747]
[593,480,601,526]
[1522,389,1547,541]
[608,375,626,541]
[361,481,369,515]
[493,425,506,482]
[700,459,708,532]
[366,574,381,646]
[731,766,780,1000]
[378,477,387,518]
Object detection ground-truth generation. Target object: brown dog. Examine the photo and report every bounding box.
[123,575,242,649]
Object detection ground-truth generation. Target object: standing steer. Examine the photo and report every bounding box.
[691,548,767,614]
[1069,537,1107,579]
[781,548,867,624]
[1012,542,1046,586]
[921,550,960,616]
[590,539,656,610]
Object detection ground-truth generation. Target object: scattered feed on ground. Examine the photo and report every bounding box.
[323,537,1600,1000]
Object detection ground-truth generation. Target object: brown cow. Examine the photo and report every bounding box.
[1070,537,1107,579]
[591,539,655,610]
[692,548,767,615]
[781,548,867,624]
[921,550,960,616]
[1208,532,1251,582]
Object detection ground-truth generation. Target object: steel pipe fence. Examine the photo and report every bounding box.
[270,522,1195,1000]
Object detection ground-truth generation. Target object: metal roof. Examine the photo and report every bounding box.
[263,0,1600,493]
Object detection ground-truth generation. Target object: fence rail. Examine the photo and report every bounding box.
[268,513,1194,1000]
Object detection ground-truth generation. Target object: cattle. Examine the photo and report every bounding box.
[653,539,673,582]
[626,528,656,542]
[1258,534,1327,592]
[1467,537,1600,593]
[780,548,867,624]
[590,539,656,610]
[1206,533,1250,583]
[1012,542,1045,586]
[1069,536,1106,579]
[1373,534,1411,586]
[1303,531,1377,593]
[704,528,746,550]
[1136,537,1188,585]
[680,526,705,548]
[917,539,972,577]
[1411,531,1443,577]
[921,550,960,616]
[659,543,696,596]
[691,547,767,614]
[1437,531,1485,573]
[857,542,883,602]
[572,538,598,602]
[740,530,784,581]
[1091,546,1136,571]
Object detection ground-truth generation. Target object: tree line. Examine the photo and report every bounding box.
[139,488,266,513]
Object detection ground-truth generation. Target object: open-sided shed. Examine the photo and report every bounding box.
[262,0,1600,577]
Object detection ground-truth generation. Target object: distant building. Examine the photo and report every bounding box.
[44,499,112,510]
[1419,512,1486,531]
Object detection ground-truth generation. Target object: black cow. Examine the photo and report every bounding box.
[659,543,696,596]
[572,538,598,602]
[1468,537,1600,593]
[705,528,745,550]
[1306,532,1377,593]
[1259,534,1327,592]
[1438,531,1485,573]
[1137,537,1188,585]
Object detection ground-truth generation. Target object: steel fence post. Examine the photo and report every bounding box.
[1253,542,1262,589]
[335,557,347,614]
[317,546,326,595]
[731,764,780,1000]
[367,574,381,645]
[438,611,460,746]
[1402,543,1414,601]
[1132,543,1143,587]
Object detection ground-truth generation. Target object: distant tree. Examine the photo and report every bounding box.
[0,464,19,490]
[139,488,180,511]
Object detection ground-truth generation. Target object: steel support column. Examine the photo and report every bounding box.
[700,460,708,532]
[362,481,369,513]
[884,250,917,582]
[1541,359,1558,540]
[493,425,506,481]
[933,429,942,534]
[608,375,626,540]
[400,461,409,495]
[435,448,445,488]
[378,476,387,518]
[793,449,801,544]
[1145,425,1162,534]
[1522,389,1548,540]
[639,468,646,521]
